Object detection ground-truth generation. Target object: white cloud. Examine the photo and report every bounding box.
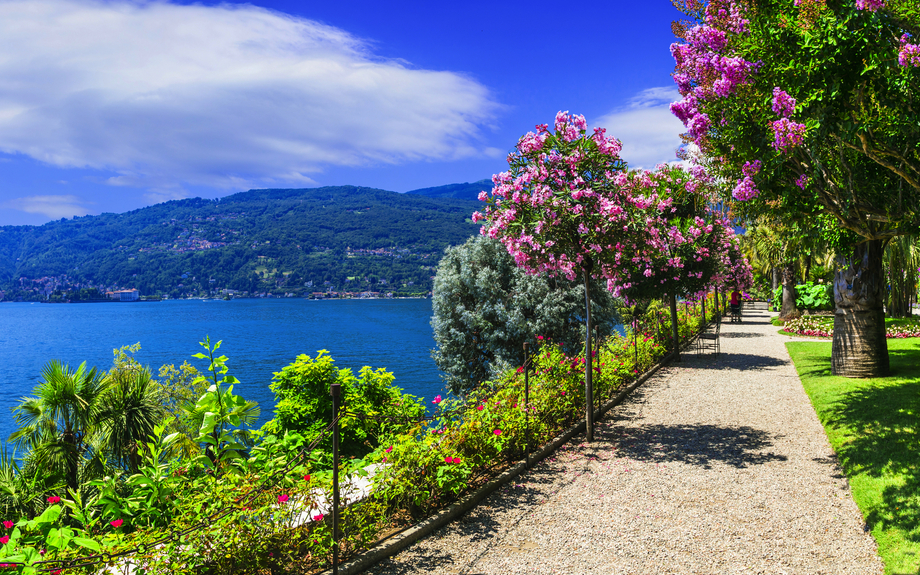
[0,0,499,192]
[593,87,686,170]
[4,195,94,219]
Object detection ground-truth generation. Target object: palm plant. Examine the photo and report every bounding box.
[884,234,919,318]
[0,444,59,520]
[9,361,107,496]
[97,366,164,474]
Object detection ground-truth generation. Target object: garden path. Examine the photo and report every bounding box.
[365,304,884,575]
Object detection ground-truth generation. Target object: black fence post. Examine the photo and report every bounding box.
[523,341,530,465]
[331,381,341,575]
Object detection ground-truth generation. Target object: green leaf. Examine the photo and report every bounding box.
[73,537,101,552]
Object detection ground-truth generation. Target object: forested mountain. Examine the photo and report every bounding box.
[0,184,485,300]
[405,179,491,202]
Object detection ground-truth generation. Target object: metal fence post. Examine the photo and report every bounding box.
[523,341,530,465]
[331,381,341,575]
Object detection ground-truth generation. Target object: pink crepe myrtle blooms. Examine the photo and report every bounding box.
[855,0,884,10]
[899,35,920,67]
[771,88,796,117]
[771,118,807,153]
[795,174,809,189]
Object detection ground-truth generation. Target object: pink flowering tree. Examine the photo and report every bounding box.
[476,111,629,441]
[605,164,740,353]
[669,0,920,377]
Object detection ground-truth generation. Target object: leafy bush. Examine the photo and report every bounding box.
[261,351,425,457]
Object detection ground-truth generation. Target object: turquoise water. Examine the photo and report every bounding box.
[0,298,443,445]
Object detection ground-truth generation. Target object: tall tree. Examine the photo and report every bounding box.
[670,0,920,376]
[476,111,630,440]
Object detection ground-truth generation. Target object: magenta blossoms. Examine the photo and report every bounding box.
[900,35,920,67]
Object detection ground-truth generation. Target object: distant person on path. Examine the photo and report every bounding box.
[730,290,741,318]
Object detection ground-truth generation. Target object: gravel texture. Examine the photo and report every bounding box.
[364,304,884,575]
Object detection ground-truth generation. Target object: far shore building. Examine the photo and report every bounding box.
[107,289,140,302]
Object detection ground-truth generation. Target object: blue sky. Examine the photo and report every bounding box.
[0,0,687,226]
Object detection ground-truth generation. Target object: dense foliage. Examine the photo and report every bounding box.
[0,185,482,300]
[0,298,714,574]
[430,236,620,395]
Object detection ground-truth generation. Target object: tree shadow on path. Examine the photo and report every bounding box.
[606,423,788,469]
[681,352,789,371]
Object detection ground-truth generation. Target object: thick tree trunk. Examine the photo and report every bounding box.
[772,267,780,292]
[780,262,798,319]
[583,268,594,443]
[832,240,889,378]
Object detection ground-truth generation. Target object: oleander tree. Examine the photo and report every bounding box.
[669,0,920,376]
[603,164,745,354]
[475,111,631,441]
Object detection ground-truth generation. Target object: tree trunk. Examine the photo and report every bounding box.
[669,292,680,362]
[772,267,780,292]
[832,240,889,378]
[583,268,594,443]
[780,262,797,319]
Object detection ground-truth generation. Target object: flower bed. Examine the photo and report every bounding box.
[782,316,920,339]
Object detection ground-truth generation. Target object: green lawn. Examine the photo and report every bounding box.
[786,340,920,575]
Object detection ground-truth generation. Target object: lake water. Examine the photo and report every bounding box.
[0,298,444,446]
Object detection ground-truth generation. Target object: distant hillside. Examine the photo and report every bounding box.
[405,179,492,202]
[0,186,482,300]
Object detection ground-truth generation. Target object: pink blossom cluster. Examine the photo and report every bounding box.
[732,160,762,200]
[771,88,796,117]
[855,0,884,11]
[477,111,630,282]
[795,174,809,189]
[899,35,920,67]
[669,0,758,149]
[771,117,807,153]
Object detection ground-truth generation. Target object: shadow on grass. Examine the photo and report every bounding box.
[826,379,920,544]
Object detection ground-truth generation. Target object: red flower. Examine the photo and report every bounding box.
[2,521,12,529]
[313,514,324,521]
[477,405,484,411]
[303,474,311,482]
[493,429,502,436]
[0,535,8,545]
[110,519,124,528]
[47,496,61,504]
[277,494,290,504]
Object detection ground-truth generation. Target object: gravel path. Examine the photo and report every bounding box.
[365,305,884,575]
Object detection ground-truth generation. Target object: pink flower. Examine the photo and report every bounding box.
[477,405,484,411]
[385,446,393,453]
[110,519,124,528]
[0,535,8,545]
[445,456,452,464]
[47,496,61,504]
[432,395,442,405]
[278,494,290,504]
[2,521,12,529]
[313,514,324,521]
[452,457,462,464]
[493,429,502,436]
[303,474,311,482]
